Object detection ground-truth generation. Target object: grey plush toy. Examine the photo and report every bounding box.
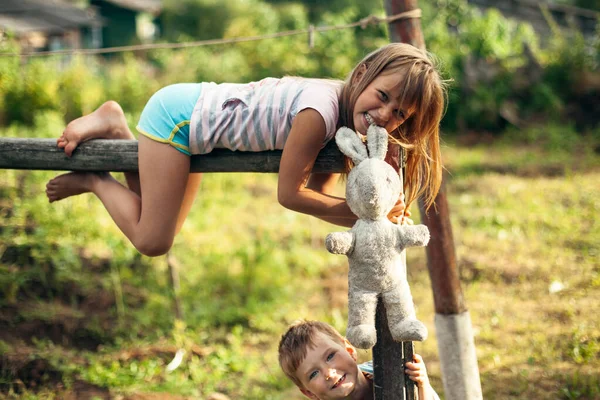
[325,124,430,349]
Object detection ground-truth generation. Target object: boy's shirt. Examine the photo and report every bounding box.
[357,361,374,381]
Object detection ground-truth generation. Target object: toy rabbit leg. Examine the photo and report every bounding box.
[346,285,379,349]
[382,271,428,342]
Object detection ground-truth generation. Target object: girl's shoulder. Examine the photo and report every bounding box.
[280,76,343,91]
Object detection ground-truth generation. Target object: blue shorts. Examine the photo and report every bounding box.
[136,83,203,156]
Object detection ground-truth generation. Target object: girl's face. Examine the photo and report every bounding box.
[353,69,413,135]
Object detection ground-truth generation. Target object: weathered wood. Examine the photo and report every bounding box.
[418,186,466,315]
[383,0,424,49]
[166,252,183,321]
[0,138,345,173]
[373,301,416,400]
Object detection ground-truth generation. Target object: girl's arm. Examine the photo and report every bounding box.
[305,173,359,227]
[277,109,357,227]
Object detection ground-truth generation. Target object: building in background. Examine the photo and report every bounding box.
[0,0,162,54]
[90,0,162,48]
[0,0,102,53]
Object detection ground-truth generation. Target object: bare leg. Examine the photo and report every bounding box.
[53,100,142,195]
[50,136,190,256]
[176,173,202,234]
[48,102,202,254]
[47,170,201,233]
[46,171,108,202]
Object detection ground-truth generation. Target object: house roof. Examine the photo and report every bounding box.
[0,0,102,35]
[96,0,162,14]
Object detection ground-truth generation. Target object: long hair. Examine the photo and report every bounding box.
[338,43,448,210]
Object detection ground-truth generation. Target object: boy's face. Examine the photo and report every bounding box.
[296,332,360,400]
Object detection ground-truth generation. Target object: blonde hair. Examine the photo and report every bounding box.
[338,43,447,210]
[278,320,346,388]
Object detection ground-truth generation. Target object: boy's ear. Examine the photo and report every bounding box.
[344,338,357,361]
[352,63,368,85]
[300,388,319,399]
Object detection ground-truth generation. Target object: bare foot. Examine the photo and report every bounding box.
[46,172,108,202]
[58,101,133,157]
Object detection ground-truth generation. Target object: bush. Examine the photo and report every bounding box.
[2,60,61,125]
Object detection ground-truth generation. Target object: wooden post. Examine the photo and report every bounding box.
[384,1,483,398]
[417,187,466,314]
[384,0,425,49]
[166,252,183,321]
[373,301,416,400]
[384,0,466,317]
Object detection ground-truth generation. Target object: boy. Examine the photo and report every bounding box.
[278,320,440,400]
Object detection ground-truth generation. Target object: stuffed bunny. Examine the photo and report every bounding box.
[326,124,430,349]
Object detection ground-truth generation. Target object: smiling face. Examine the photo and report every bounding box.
[352,68,414,136]
[296,332,362,400]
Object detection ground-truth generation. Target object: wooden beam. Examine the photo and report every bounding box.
[0,138,345,173]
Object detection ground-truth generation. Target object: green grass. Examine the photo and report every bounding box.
[1,123,599,399]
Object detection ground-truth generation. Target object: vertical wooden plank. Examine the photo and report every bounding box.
[403,341,417,400]
[418,189,466,314]
[373,301,416,399]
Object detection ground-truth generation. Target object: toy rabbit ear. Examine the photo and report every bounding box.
[335,127,368,164]
[366,125,388,160]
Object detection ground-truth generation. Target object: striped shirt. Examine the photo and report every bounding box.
[189,77,341,155]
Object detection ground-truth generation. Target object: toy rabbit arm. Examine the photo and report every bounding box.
[396,224,431,249]
[325,231,355,255]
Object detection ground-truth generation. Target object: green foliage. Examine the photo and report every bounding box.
[561,371,600,400]
[425,0,598,132]
[568,325,600,364]
[2,60,61,125]
[501,123,581,152]
[104,54,159,115]
[575,0,600,10]
[160,0,239,41]
[58,57,106,121]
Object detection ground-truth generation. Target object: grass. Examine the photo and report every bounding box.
[0,123,599,399]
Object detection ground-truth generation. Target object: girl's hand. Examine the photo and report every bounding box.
[405,353,430,388]
[387,194,413,225]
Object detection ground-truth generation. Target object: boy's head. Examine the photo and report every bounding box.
[278,320,362,400]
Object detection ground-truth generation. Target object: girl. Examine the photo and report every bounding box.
[46,43,445,257]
